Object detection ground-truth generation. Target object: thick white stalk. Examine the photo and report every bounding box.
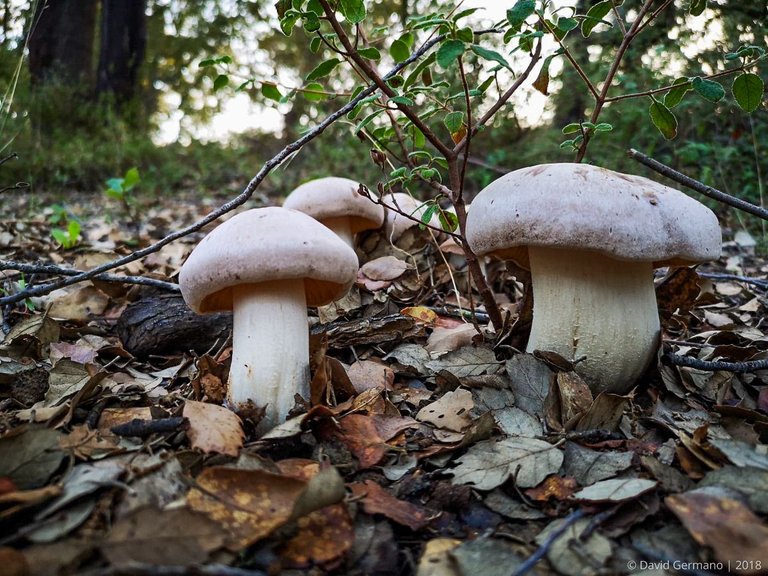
[322,216,354,248]
[526,246,660,394]
[229,280,309,433]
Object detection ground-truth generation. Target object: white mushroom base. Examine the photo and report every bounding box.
[229,280,310,433]
[526,247,660,394]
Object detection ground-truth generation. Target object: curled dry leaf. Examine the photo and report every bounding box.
[349,480,435,530]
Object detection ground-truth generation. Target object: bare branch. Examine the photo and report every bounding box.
[627,148,768,221]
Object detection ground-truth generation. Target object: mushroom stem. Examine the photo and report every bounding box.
[322,216,354,248]
[229,280,310,432]
[526,246,660,393]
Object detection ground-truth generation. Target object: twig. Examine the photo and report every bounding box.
[0,181,28,194]
[511,508,586,576]
[697,272,768,290]
[0,260,180,291]
[427,305,490,323]
[627,148,768,221]
[0,152,18,167]
[110,417,187,438]
[0,36,444,307]
[664,352,768,373]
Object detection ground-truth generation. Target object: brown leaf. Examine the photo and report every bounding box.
[183,400,244,457]
[187,467,308,549]
[416,388,473,432]
[102,507,225,567]
[655,266,701,315]
[666,491,768,573]
[345,360,394,394]
[349,480,434,530]
[279,503,354,569]
[361,256,409,281]
[525,475,578,502]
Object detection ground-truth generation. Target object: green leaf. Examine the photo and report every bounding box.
[691,76,725,103]
[390,167,408,178]
[557,17,578,32]
[67,220,81,240]
[199,58,217,67]
[436,40,465,69]
[506,0,535,32]
[470,44,512,71]
[303,11,321,32]
[664,77,691,107]
[123,167,140,190]
[453,8,480,22]
[51,229,69,247]
[306,58,341,81]
[355,108,384,133]
[413,127,425,148]
[732,73,763,113]
[280,12,299,35]
[443,111,465,134]
[649,99,678,140]
[309,36,321,53]
[390,95,415,106]
[420,203,437,227]
[690,0,706,16]
[581,0,612,37]
[456,27,474,43]
[106,177,123,193]
[404,53,435,90]
[217,55,232,64]
[358,47,381,61]
[261,82,282,101]
[302,82,325,102]
[594,122,613,133]
[438,210,458,232]
[339,0,366,24]
[213,74,229,91]
[390,39,410,63]
[561,123,581,134]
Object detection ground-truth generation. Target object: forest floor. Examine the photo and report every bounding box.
[1,190,768,576]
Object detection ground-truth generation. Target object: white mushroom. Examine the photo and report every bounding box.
[466,163,721,394]
[283,176,384,248]
[178,207,358,432]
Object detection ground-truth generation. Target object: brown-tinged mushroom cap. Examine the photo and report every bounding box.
[466,163,721,268]
[179,207,359,313]
[283,177,384,233]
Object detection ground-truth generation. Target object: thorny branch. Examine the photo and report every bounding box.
[0,35,445,307]
[627,148,768,221]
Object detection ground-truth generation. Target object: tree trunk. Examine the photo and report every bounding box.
[27,0,97,87]
[96,0,147,105]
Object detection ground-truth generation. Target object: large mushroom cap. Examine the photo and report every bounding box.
[283,177,384,233]
[466,163,722,268]
[179,207,359,313]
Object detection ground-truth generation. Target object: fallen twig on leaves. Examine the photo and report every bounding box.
[664,352,768,373]
[110,417,187,438]
[512,508,586,576]
[0,35,446,308]
[627,148,768,221]
[697,271,768,290]
[0,259,180,291]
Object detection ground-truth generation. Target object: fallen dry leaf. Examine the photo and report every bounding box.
[183,400,244,457]
[349,480,434,530]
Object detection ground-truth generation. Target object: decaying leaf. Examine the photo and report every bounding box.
[450,437,563,490]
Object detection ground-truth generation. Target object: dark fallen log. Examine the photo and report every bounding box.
[117,292,424,358]
[117,292,231,357]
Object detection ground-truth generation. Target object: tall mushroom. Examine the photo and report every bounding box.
[283,177,384,248]
[466,163,721,394]
[179,207,358,432]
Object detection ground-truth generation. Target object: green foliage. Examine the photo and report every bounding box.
[51,219,81,249]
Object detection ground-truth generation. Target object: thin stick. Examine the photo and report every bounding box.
[0,260,180,291]
[0,36,444,307]
[512,509,586,576]
[627,148,768,221]
[697,272,768,290]
[664,352,768,373]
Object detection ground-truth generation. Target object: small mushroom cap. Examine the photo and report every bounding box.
[283,177,384,233]
[466,163,721,268]
[179,207,359,313]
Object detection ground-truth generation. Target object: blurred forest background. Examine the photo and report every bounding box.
[0,0,765,221]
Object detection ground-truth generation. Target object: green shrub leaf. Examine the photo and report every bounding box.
[306,58,341,81]
[390,39,410,63]
[261,82,282,101]
[732,73,764,113]
[691,77,725,102]
[358,47,381,61]
[339,0,366,23]
[581,0,612,37]
[470,44,512,71]
[443,111,465,134]
[213,74,229,91]
[664,77,691,107]
[507,0,535,32]
[649,99,678,140]
[436,40,465,68]
[690,0,706,16]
